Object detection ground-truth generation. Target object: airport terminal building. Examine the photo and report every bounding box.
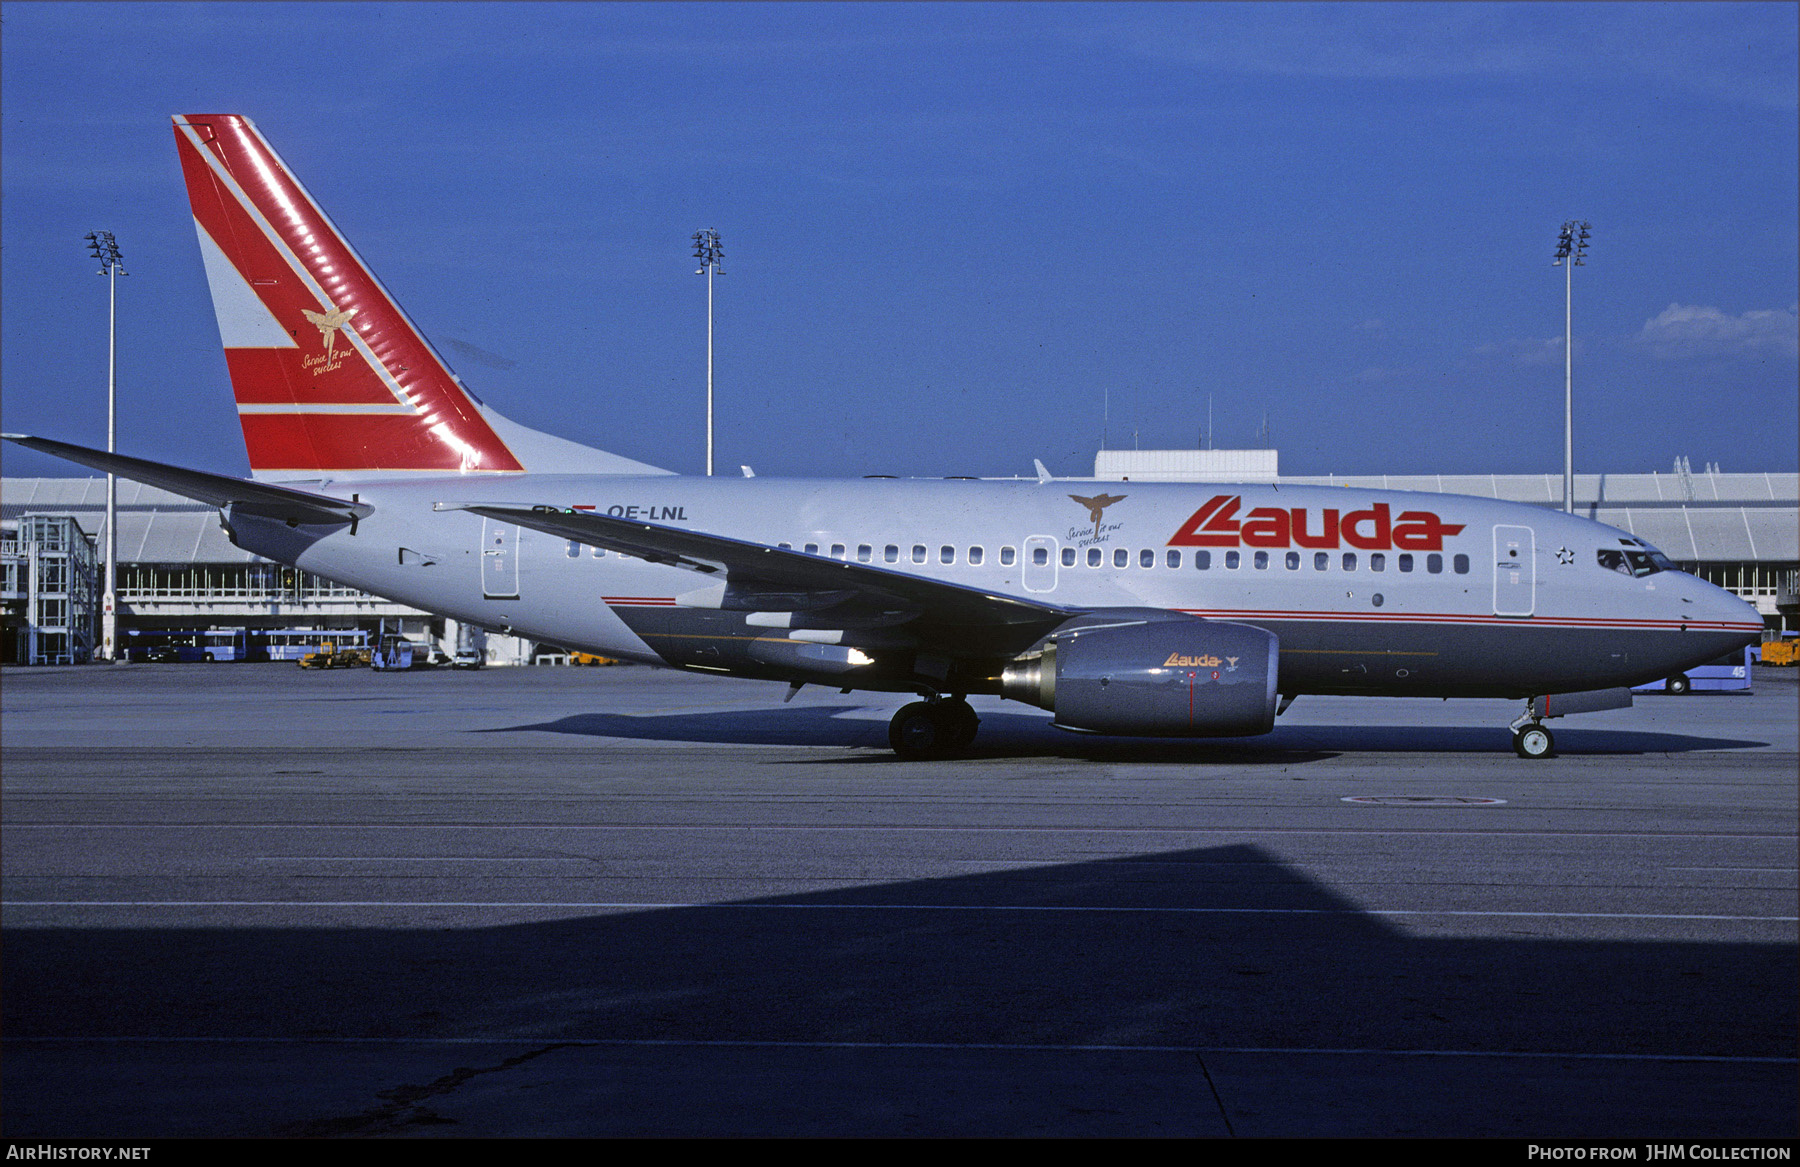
[4,460,1796,664]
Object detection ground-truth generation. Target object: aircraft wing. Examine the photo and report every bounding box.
[3,434,373,525]
[446,503,1076,635]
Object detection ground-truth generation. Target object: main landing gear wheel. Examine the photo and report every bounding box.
[1512,724,1555,759]
[1666,675,1691,695]
[888,699,979,760]
[940,699,980,749]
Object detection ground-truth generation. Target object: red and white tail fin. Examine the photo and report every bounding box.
[173,114,667,481]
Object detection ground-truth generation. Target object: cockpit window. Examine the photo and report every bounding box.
[1596,545,1675,578]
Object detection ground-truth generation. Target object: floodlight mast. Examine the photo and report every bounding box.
[84,231,127,661]
[1553,220,1590,515]
[692,230,724,476]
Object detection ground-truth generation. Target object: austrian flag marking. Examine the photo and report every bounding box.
[1168,495,1466,551]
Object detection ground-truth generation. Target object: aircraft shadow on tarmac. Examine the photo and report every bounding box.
[5,843,1793,1138]
[481,704,1768,759]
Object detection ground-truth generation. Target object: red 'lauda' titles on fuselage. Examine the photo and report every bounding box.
[1168,495,1466,551]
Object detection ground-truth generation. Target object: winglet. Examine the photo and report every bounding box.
[1034,459,1053,484]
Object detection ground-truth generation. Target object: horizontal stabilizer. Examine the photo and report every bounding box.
[445,502,1074,630]
[3,434,372,525]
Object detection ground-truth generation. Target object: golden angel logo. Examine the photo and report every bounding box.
[302,304,358,357]
[1068,492,1127,539]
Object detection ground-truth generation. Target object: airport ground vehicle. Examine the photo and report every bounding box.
[125,629,256,662]
[1759,638,1798,666]
[371,634,422,671]
[124,630,206,663]
[299,642,368,669]
[263,628,368,662]
[1633,646,1754,694]
[5,114,1764,760]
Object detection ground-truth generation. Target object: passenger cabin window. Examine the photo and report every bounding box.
[968,546,984,566]
[940,545,955,565]
[885,545,899,563]
[1453,554,1469,574]
[1140,549,1155,568]
[857,544,872,563]
[912,545,927,564]
[1285,552,1300,570]
[1225,551,1239,569]
[830,543,847,560]
[1342,553,1356,571]
[1254,551,1269,570]
[1315,552,1329,571]
[1427,553,1443,574]
[1114,548,1128,568]
[566,540,581,558]
[805,543,820,555]
[1166,550,1181,569]
[1398,554,1413,573]
[1087,548,1102,567]
[1062,548,1077,567]
[1195,550,1211,570]
[1370,553,1385,572]
[1000,546,1016,566]
[1032,546,1049,566]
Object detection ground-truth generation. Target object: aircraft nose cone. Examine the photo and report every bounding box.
[1689,579,1763,642]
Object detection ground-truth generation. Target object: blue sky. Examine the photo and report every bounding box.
[3,1,1795,482]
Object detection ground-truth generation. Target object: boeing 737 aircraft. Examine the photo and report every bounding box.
[6,115,1765,759]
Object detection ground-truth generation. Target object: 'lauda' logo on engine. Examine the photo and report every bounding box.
[1168,495,1465,550]
[1162,653,1240,672]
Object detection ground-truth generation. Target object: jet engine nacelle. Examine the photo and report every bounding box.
[1000,612,1279,736]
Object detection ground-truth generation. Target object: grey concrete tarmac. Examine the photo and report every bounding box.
[3,662,1795,1138]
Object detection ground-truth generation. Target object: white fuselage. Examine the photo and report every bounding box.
[238,475,1761,701]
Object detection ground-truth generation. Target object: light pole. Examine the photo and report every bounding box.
[1553,220,1590,515]
[85,231,127,661]
[692,229,724,476]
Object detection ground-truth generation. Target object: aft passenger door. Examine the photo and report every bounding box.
[482,518,519,599]
[1023,535,1058,593]
[1492,525,1534,617]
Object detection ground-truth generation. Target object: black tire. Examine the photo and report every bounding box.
[889,701,951,760]
[940,699,980,749]
[1666,675,1691,695]
[203,652,214,662]
[1512,724,1555,759]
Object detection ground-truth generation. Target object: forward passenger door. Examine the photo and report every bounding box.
[1493,525,1534,617]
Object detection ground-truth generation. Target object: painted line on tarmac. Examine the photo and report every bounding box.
[6,1035,1793,1065]
[4,824,1796,840]
[5,900,1795,921]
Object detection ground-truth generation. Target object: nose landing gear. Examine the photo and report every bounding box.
[888,696,980,760]
[1511,721,1556,759]
[1509,705,1555,758]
